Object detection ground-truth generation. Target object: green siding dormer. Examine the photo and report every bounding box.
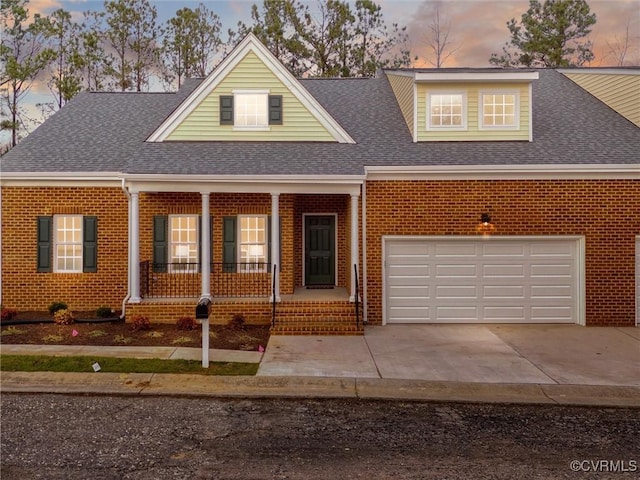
[166,51,335,142]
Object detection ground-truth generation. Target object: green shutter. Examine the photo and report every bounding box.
[220,95,234,125]
[82,216,98,273]
[223,216,236,272]
[268,95,282,125]
[37,216,52,272]
[153,216,168,273]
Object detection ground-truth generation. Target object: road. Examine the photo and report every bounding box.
[1,395,638,479]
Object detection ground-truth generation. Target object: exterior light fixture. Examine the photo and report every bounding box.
[476,211,496,236]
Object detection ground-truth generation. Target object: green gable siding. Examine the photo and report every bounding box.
[167,51,335,141]
[417,82,531,142]
[386,73,415,137]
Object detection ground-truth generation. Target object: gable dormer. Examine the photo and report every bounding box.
[148,34,354,143]
[385,69,539,142]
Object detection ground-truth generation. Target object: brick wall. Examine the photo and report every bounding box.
[1,187,128,311]
[365,179,640,326]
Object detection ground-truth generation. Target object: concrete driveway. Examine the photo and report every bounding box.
[257,325,640,386]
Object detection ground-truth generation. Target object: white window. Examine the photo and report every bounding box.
[428,92,466,130]
[481,91,518,129]
[234,91,268,128]
[170,215,198,273]
[54,215,82,273]
[239,215,267,272]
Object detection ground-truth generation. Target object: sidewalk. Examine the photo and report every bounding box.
[2,325,639,407]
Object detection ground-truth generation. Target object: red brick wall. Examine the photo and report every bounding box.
[1,187,128,311]
[365,179,640,326]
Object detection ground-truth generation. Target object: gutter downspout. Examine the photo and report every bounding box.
[120,178,131,319]
[362,180,367,324]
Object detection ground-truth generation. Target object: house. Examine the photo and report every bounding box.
[1,34,638,333]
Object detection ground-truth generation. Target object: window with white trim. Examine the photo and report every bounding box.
[428,92,466,130]
[481,92,518,128]
[239,215,267,272]
[54,215,83,272]
[235,92,268,128]
[169,215,198,273]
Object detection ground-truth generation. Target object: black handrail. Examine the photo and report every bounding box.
[271,264,277,328]
[354,263,360,329]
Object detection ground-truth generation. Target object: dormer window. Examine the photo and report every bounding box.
[220,92,283,130]
[427,92,466,130]
[480,91,518,129]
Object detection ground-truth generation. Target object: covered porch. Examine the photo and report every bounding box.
[123,177,364,334]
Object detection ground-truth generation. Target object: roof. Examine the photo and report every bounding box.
[1,69,638,177]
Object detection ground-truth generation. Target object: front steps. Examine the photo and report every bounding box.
[270,300,363,335]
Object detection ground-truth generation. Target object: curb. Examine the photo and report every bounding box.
[2,372,639,407]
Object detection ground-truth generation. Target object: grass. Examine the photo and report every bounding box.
[0,354,258,376]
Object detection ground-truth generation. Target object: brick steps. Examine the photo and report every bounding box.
[270,300,363,335]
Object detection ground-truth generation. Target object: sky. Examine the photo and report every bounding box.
[5,0,640,141]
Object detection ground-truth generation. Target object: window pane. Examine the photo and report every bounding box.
[483,93,516,127]
[235,93,267,127]
[430,94,463,129]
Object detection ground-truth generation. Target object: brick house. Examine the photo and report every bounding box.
[1,34,638,332]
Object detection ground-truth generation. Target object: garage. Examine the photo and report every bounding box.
[383,237,583,324]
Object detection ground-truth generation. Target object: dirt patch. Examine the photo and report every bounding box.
[1,313,270,351]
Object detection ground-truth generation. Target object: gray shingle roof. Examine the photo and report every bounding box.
[1,69,638,176]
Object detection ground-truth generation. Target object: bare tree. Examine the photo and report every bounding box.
[605,19,639,66]
[422,1,460,68]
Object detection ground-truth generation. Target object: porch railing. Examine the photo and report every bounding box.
[139,261,271,299]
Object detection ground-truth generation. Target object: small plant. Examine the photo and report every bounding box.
[53,309,75,325]
[42,334,64,343]
[145,331,165,339]
[113,334,132,344]
[96,306,114,318]
[130,315,151,332]
[48,301,68,315]
[87,330,108,338]
[1,307,18,322]
[176,316,197,331]
[1,326,25,336]
[172,336,193,345]
[229,314,245,331]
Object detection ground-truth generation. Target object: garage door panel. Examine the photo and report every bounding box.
[385,237,579,324]
[483,306,526,321]
[483,243,525,256]
[483,285,525,298]
[436,264,477,277]
[436,285,477,298]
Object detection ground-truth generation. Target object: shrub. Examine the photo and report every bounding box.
[1,307,18,322]
[176,316,198,331]
[48,301,68,315]
[53,309,75,325]
[96,306,114,318]
[130,315,151,332]
[229,314,245,331]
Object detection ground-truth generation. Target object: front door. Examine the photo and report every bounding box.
[305,215,335,285]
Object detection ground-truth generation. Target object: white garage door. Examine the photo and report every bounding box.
[384,237,581,324]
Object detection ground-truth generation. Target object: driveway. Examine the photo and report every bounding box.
[257,325,640,386]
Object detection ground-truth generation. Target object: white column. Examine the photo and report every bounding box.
[130,192,141,303]
[200,192,211,300]
[270,192,281,302]
[350,193,360,302]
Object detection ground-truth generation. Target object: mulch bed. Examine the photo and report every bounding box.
[1,312,270,351]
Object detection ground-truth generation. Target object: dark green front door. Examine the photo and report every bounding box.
[305,215,335,285]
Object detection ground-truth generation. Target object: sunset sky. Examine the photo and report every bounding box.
[6,0,640,140]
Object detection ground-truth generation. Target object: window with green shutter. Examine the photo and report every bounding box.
[38,215,99,273]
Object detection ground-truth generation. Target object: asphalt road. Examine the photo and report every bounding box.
[1,395,638,479]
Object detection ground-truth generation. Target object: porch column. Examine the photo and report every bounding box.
[200,192,211,300]
[350,193,360,302]
[130,192,141,303]
[270,192,281,302]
